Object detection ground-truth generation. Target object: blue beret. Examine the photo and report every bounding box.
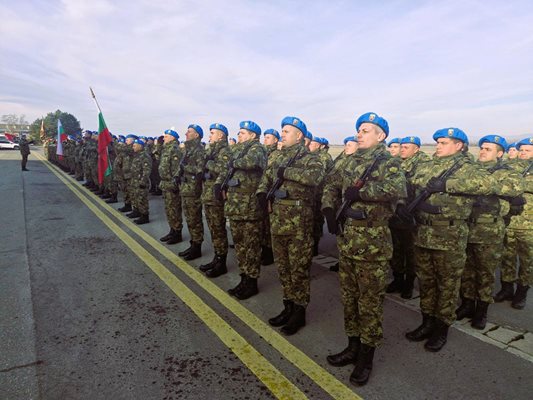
[92,131,99,136]
[516,137,533,149]
[322,138,329,146]
[281,116,307,136]
[209,123,228,136]
[118,137,125,143]
[478,135,508,151]
[305,130,313,140]
[507,142,517,151]
[126,134,138,140]
[83,130,92,135]
[433,127,469,144]
[118,135,125,139]
[133,139,144,146]
[400,136,421,147]
[343,136,357,144]
[68,135,75,140]
[164,129,180,140]
[311,135,321,143]
[356,112,390,137]
[264,128,280,140]
[387,138,401,146]
[188,124,204,138]
[240,120,261,135]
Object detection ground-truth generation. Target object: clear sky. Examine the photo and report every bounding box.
[1,0,532,143]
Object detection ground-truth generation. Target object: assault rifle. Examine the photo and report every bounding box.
[266,146,303,203]
[219,140,255,192]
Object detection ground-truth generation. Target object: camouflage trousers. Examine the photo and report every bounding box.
[104,172,117,195]
[122,179,131,204]
[90,161,98,186]
[462,242,502,303]
[230,219,261,279]
[312,198,324,246]
[261,215,272,248]
[83,161,93,184]
[163,189,183,231]
[501,228,533,286]
[131,183,149,215]
[390,226,416,275]
[415,246,466,325]
[204,204,228,255]
[75,161,84,180]
[272,232,313,306]
[67,157,75,173]
[181,196,204,243]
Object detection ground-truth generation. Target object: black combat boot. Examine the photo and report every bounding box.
[494,281,515,302]
[165,230,183,245]
[82,181,90,187]
[182,242,202,261]
[401,274,416,299]
[105,194,118,204]
[178,241,193,258]
[76,177,84,181]
[260,246,274,265]
[329,262,339,272]
[268,300,294,327]
[349,343,375,386]
[134,214,149,225]
[511,284,529,310]
[471,301,489,329]
[160,229,174,242]
[118,203,132,212]
[199,256,216,272]
[126,209,141,219]
[327,336,361,367]
[386,272,405,294]
[234,276,259,300]
[406,313,436,342]
[424,319,449,352]
[100,192,111,199]
[90,185,99,192]
[205,255,228,278]
[280,304,305,335]
[455,297,476,320]
[153,189,162,195]
[228,274,246,296]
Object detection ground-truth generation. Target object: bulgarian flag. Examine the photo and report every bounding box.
[57,119,65,160]
[97,112,112,184]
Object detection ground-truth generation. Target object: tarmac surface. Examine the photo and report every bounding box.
[1,148,532,400]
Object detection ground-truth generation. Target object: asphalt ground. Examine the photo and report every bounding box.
[1,148,532,400]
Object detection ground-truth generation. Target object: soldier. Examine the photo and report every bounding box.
[404,128,493,352]
[74,137,84,181]
[199,123,232,277]
[150,136,163,195]
[455,135,523,329]
[118,134,137,213]
[322,112,406,386]
[314,136,333,255]
[19,134,30,171]
[387,138,401,157]
[215,120,266,300]
[495,137,532,309]
[126,139,152,224]
[100,136,117,201]
[81,131,95,189]
[229,137,237,146]
[257,116,324,335]
[88,132,100,193]
[507,142,519,160]
[176,124,206,261]
[159,129,184,245]
[387,136,430,299]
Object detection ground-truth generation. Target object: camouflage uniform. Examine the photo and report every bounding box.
[258,142,324,306]
[411,153,493,326]
[159,141,183,232]
[322,143,407,347]
[130,150,152,215]
[261,143,280,250]
[74,141,84,180]
[201,140,231,255]
[177,137,206,244]
[312,149,333,251]
[122,144,135,206]
[218,139,266,279]
[19,137,30,170]
[462,160,523,303]
[85,139,99,186]
[150,142,162,193]
[103,142,117,196]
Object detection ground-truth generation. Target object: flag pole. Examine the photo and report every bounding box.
[89,87,103,114]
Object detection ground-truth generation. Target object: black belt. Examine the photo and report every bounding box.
[416,217,465,226]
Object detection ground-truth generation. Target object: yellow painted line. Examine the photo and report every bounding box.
[38,153,362,400]
[35,154,307,400]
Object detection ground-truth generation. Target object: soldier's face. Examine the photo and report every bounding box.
[163,134,175,144]
[508,147,518,158]
[308,141,321,152]
[186,128,199,141]
[229,139,236,146]
[304,137,311,148]
[388,143,400,156]
[344,141,358,155]
[478,143,503,162]
[263,134,278,146]
[400,143,419,159]
[357,123,385,149]
[209,129,224,144]
[435,138,463,157]
[133,143,142,152]
[238,129,255,142]
[281,125,303,147]
[519,144,533,160]
[126,138,134,145]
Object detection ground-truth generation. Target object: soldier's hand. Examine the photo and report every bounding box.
[344,186,361,202]
[276,167,286,179]
[214,184,224,201]
[322,207,338,235]
[256,192,268,211]
[395,204,414,224]
[426,177,447,193]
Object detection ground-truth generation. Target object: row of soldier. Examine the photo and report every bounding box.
[44,115,532,387]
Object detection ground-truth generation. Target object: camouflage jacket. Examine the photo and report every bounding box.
[130,150,152,187]
[257,142,324,236]
[19,138,30,156]
[158,141,182,191]
[152,143,162,163]
[217,138,266,220]
[176,137,205,197]
[63,141,73,159]
[507,159,532,230]
[122,145,135,180]
[322,143,407,223]
[74,141,83,162]
[468,159,524,243]
[401,150,431,202]
[87,140,99,163]
[411,152,493,250]
[318,149,334,173]
[201,140,231,205]
[112,142,125,181]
